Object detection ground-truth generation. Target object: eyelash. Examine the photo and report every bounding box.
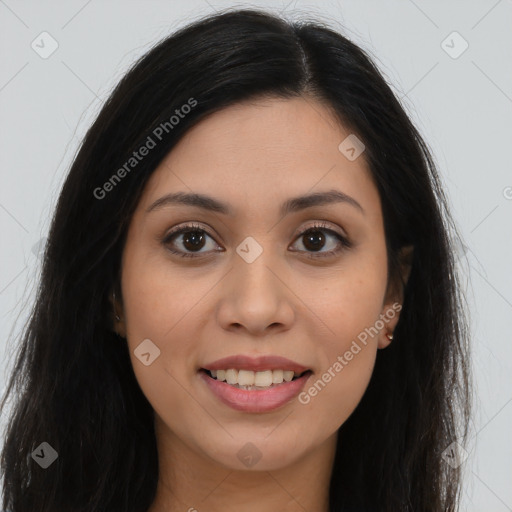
[161,221,352,260]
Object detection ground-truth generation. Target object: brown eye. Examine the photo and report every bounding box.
[302,229,327,251]
[290,222,352,259]
[180,230,206,251]
[162,223,221,258]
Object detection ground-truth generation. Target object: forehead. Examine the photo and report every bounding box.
[138,96,380,220]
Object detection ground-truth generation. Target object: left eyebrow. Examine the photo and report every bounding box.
[146,189,365,216]
[279,189,364,216]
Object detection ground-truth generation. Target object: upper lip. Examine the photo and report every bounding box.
[202,355,310,373]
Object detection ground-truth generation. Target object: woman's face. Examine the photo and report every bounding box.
[118,96,402,471]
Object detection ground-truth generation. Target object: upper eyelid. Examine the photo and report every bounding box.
[292,221,348,239]
[164,221,347,241]
[163,221,348,248]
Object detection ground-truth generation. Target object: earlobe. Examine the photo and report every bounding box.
[377,307,400,349]
[378,331,394,350]
[377,245,414,348]
[377,306,403,349]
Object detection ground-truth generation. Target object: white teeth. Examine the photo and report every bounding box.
[207,368,304,387]
[238,370,254,386]
[272,369,283,383]
[225,369,238,385]
[283,370,294,382]
[254,370,273,387]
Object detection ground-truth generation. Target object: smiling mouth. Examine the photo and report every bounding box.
[200,368,312,390]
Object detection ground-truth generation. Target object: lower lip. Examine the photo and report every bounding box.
[199,370,312,413]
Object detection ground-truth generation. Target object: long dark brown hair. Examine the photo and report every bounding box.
[1,8,471,511]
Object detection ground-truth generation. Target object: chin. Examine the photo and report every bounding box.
[199,431,312,472]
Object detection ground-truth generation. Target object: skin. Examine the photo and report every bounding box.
[113,96,408,512]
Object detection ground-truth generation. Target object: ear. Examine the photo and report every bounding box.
[377,245,413,349]
[109,286,126,338]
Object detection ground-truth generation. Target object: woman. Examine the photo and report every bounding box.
[0,8,471,512]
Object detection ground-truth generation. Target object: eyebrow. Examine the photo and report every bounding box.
[146,189,364,216]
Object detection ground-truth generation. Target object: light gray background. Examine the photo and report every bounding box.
[1,1,511,510]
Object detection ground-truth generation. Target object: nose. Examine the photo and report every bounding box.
[216,254,296,337]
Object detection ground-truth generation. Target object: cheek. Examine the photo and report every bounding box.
[298,347,376,437]
[121,240,215,345]
[297,260,386,424]
[120,251,207,403]
[296,319,379,435]
[310,256,387,354]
